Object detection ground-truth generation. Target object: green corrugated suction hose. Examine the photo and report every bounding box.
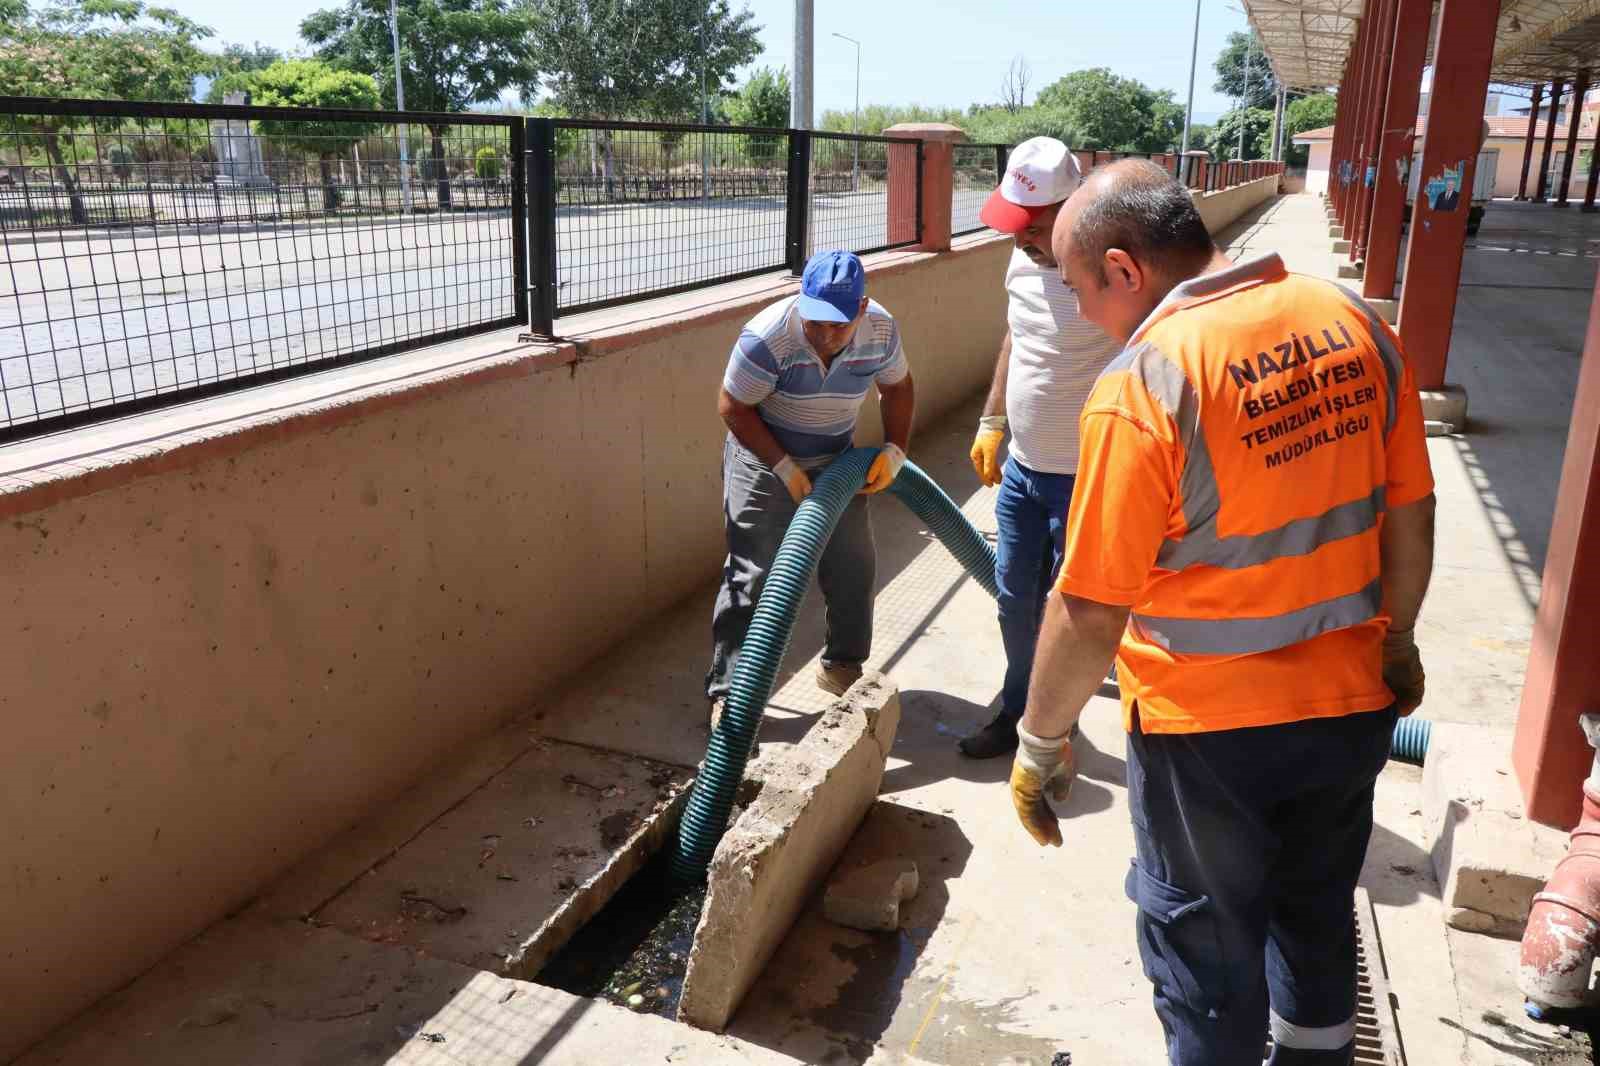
[668,445,1429,885]
[670,448,996,886]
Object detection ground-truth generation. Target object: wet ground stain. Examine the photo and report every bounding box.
[535,852,704,1019]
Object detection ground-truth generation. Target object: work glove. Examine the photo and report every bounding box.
[772,456,813,504]
[861,443,907,495]
[1009,722,1077,848]
[970,415,1007,487]
[1382,625,1425,717]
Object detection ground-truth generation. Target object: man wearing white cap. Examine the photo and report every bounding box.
[958,137,1123,761]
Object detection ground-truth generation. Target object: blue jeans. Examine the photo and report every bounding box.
[1126,704,1398,1065]
[994,457,1076,721]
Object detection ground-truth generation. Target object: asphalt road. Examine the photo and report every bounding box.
[0,192,906,430]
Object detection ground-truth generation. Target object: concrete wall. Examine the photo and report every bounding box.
[0,236,1011,1062]
[1304,143,1331,195]
[1191,173,1282,232]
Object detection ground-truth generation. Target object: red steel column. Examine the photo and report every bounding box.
[1583,115,1600,211]
[1396,0,1502,389]
[1537,78,1566,202]
[1352,0,1400,261]
[1363,0,1432,299]
[1332,42,1356,221]
[1337,12,1374,225]
[1512,276,1600,828]
[1556,70,1590,206]
[1517,82,1547,200]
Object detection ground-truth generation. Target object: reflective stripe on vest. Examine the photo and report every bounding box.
[1131,579,1383,657]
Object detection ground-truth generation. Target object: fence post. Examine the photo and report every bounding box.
[994,143,1007,186]
[526,117,558,338]
[785,129,811,275]
[509,118,529,329]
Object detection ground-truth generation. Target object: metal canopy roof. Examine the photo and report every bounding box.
[1244,0,1600,92]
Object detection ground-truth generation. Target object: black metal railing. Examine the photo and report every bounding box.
[804,132,921,259]
[0,95,519,440]
[953,142,1008,237]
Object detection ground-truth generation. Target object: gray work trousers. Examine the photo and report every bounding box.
[705,436,876,702]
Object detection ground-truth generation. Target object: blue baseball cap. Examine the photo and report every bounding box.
[797,250,866,323]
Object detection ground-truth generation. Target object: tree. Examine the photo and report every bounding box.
[1283,92,1337,165]
[1034,68,1178,151]
[1214,30,1277,112]
[302,0,538,207]
[1000,53,1031,114]
[724,66,789,163]
[205,41,285,102]
[232,59,381,209]
[962,105,1085,149]
[474,143,500,180]
[0,0,216,222]
[529,0,761,195]
[1208,106,1275,161]
[819,103,964,135]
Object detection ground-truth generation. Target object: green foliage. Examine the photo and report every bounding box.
[961,104,1085,148]
[818,103,964,135]
[724,65,788,162]
[474,143,500,179]
[530,0,761,120]
[1213,30,1277,111]
[205,41,285,102]
[301,0,537,113]
[0,0,216,102]
[1283,93,1336,165]
[1034,68,1178,151]
[1207,107,1275,161]
[234,59,381,152]
[107,140,134,181]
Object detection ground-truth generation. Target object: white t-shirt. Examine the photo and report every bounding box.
[1003,248,1123,475]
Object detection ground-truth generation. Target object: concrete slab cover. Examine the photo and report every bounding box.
[1423,723,1571,936]
[678,673,902,1031]
[313,738,693,978]
[825,859,921,932]
[14,915,802,1066]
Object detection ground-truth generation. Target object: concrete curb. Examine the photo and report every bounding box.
[677,673,901,1031]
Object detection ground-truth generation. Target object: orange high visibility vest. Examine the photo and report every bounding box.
[1057,254,1435,735]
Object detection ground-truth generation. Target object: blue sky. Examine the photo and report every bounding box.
[169,0,1243,123]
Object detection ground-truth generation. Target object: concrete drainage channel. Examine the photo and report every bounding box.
[529,672,905,1031]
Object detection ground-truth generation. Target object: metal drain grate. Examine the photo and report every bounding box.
[1263,889,1405,1065]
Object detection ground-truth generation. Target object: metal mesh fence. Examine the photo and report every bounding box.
[807,133,920,256]
[0,97,518,438]
[548,121,789,315]
[952,143,1005,236]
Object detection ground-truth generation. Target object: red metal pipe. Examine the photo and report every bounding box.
[1521,714,1600,1010]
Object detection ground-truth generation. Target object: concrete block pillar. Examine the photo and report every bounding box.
[1537,78,1566,202]
[883,123,965,253]
[1512,275,1600,828]
[1517,82,1546,200]
[1352,0,1400,262]
[1556,70,1590,207]
[1362,0,1431,300]
[1396,0,1502,390]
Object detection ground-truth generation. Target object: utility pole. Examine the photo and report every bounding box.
[1273,86,1287,161]
[388,0,411,211]
[833,32,860,191]
[1180,0,1202,181]
[701,4,710,202]
[792,0,814,129]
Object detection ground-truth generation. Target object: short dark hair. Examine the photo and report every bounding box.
[1071,160,1216,285]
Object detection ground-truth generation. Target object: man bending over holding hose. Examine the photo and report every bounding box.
[705,250,916,734]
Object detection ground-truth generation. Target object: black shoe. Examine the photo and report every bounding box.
[958,712,1020,759]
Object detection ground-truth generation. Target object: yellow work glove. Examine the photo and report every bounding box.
[861,443,907,495]
[772,455,813,504]
[1009,722,1077,848]
[1382,625,1425,717]
[970,415,1007,487]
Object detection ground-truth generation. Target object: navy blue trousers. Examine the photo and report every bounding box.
[1125,705,1397,1066]
[993,457,1075,721]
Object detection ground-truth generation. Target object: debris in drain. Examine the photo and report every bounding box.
[536,852,706,1019]
[1050,1053,1071,1066]
[599,810,640,848]
[418,1032,446,1044]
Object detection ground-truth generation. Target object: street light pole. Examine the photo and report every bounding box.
[1180,0,1202,181]
[1238,32,1252,160]
[388,0,411,211]
[701,4,710,202]
[832,32,861,192]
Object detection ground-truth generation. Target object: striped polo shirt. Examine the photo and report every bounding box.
[722,294,910,466]
[1004,248,1123,474]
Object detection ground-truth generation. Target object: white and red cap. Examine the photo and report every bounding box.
[979,137,1083,234]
